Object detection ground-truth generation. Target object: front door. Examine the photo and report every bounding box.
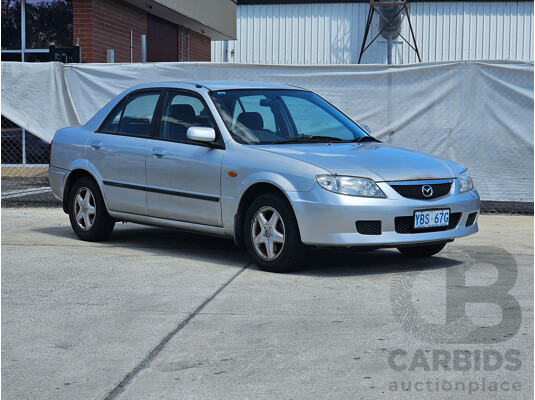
[145,90,224,226]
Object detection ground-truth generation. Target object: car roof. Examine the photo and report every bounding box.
[127,81,305,92]
[195,81,304,91]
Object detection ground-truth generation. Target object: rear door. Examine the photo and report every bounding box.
[145,90,224,226]
[87,90,162,215]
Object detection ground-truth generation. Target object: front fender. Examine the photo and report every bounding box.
[224,176,303,240]
[221,172,320,238]
[220,142,329,237]
[239,171,303,194]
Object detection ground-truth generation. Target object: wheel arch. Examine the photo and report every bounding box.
[62,168,103,214]
[234,182,296,248]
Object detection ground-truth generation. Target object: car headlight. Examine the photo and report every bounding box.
[316,175,385,198]
[458,170,474,193]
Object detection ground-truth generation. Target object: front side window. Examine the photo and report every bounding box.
[100,91,160,137]
[210,89,367,144]
[158,92,215,142]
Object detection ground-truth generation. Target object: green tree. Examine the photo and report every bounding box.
[25,0,73,49]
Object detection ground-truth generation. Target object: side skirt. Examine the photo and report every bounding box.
[108,211,230,238]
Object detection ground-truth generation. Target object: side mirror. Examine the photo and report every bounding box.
[187,127,216,143]
[360,124,371,134]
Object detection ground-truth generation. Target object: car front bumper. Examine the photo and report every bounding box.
[288,180,480,247]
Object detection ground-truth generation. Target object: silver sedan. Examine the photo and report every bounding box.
[49,82,479,272]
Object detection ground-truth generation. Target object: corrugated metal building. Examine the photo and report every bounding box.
[212,0,533,64]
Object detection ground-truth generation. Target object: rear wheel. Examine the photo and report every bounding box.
[244,193,305,273]
[68,177,115,241]
[397,242,447,258]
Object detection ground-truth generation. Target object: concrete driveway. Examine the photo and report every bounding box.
[2,208,533,399]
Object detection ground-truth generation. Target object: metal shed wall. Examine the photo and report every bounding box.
[211,1,534,64]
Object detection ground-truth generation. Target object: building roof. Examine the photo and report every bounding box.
[124,0,236,40]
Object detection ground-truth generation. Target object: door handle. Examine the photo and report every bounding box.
[90,140,103,150]
[152,147,166,158]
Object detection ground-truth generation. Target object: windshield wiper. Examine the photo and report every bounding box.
[272,135,345,144]
[352,136,380,143]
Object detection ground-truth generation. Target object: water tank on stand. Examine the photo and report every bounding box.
[377,0,405,39]
[358,0,421,64]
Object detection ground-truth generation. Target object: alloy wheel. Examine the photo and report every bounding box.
[73,187,96,231]
[251,206,286,261]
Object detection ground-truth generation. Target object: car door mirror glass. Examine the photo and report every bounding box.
[187,127,216,142]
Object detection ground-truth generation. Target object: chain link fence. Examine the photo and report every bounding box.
[1,116,532,214]
[1,117,60,207]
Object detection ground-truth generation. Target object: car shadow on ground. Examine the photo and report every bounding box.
[294,247,462,277]
[33,223,248,268]
[33,223,462,277]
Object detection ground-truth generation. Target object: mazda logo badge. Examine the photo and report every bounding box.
[422,185,433,198]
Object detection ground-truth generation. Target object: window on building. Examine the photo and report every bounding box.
[1,0,72,62]
[1,0,22,50]
[25,0,72,49]
[1,0,74,167]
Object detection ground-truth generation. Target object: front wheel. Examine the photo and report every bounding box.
[397,242,447,258]
[68,177,115,241]
[244,193,305,273]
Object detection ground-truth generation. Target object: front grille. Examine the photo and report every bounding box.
[390,182,452,200]
[466,212,478,227]
[356,220,382,235]
[395,212,462,234]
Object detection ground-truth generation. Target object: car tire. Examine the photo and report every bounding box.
[68,177,115,241]
[244,193,305,273]
[397,242,447,258]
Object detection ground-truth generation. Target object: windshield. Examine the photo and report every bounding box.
[209,89,369,144]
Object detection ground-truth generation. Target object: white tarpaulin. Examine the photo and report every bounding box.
[1,60,533,202]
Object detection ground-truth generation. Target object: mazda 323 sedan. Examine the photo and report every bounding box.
[49,82,480,272]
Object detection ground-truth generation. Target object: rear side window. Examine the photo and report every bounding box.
[100,103,123,133]
[100,91,160,137]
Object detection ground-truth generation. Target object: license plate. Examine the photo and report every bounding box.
[414,209,450,229]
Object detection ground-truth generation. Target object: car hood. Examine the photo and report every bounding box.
[250,142,464,182]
